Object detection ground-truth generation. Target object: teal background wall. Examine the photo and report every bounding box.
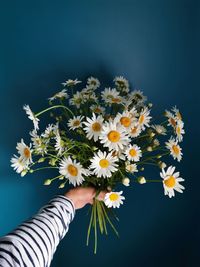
[0,0,199,266]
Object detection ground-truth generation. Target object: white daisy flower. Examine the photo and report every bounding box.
[113,76,129,93]
[104,191,125,208]
[90,104,105,114]
[115,110,136,129]
[48,89,68,101]
[59,157,88,186]
[101,87,120,105]
[110,95,124,105]
[23,104,39,130]
[69,91,85,108]
[111,148,126,160]
[125,144,142,162]
[175,121,185,142]
[83,113,104,142]
[87,77,100,90]
[128,107,138,119]
[16,139,32,164]
[165,110,177,128]
[129,90,147,103]
[165,138,183,162]
[128,124,142,138]
[99,121,130,152]
[152,124,167,135]
[30,130,48,155]
[138,107,151,130]
[90,150,118,178]
[82,91,98,102]
[62,78,81,87]
[67,116,84,130]
[41,123,58,139]
[172,106,183,122]
[160,166,185,198]
[11,155,28,174]
[125,162,138,173]
[55,131,65,155]
[153,138,160,147]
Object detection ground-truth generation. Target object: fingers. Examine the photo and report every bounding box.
[96,191,107,201]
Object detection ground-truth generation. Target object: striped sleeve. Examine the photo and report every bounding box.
[0,195,76,267]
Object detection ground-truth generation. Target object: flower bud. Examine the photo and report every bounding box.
[59,183,66,189]
[21,170,27,177]
[107,186,112,191]
[158,161,166,169]
[147,146,153,152]
[49,158,57,166]
[44,179,52,185]
[38,157,45,163]
[150,132,155,138]
[138,176,146,184]
[153,139,160,147]
[148,103,153,108]
[122,177,130,187]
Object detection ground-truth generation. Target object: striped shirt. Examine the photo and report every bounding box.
[0,195,76,267]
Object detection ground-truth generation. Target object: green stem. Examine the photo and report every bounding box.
[94,199,98,254]
[101,203,119,237]
[31,166,59,172]
[146,180,162,182]
[86,206,94,246]
[35,105,74,117]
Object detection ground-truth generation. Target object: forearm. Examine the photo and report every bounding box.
[0,195,76,267]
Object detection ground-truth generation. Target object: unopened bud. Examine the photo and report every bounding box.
[107,186,112,191]
[150,132,155,138]
[138,176,146,184]
[148,103,153,108]
[21,170,27,177]
[122,177,130,187]
[147,146,153,152]
[38,157,45,163]
[59,183,66,189]
[44,179,52,185]
[158,161,166,169]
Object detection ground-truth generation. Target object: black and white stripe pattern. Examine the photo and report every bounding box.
[0,195,76,267]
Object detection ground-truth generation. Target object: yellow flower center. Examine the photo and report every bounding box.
[170,118,176,127]
[120,117,131,127]
[92,122,101,132]
[73,120,80,127]
[108,130,120,142]
[131,127,137,134]
[164,176,176,188]
[172,145,180,155]
[109,193,119,201]
[24,148,31,158]
[176,126,181,135]
[139,114,145,124]
[94,107,101,113]
[99,159,110,168]
[67,164,78,176]
[112,97,121,103]
[129,148,137,157]
[177,112,182,120]
[112,151,118,157]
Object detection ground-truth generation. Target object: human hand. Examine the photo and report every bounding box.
[64,186,106,210]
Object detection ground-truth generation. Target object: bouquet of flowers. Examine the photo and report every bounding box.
[11,76,185,253]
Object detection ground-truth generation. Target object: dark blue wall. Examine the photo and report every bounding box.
[0,1,199,266]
